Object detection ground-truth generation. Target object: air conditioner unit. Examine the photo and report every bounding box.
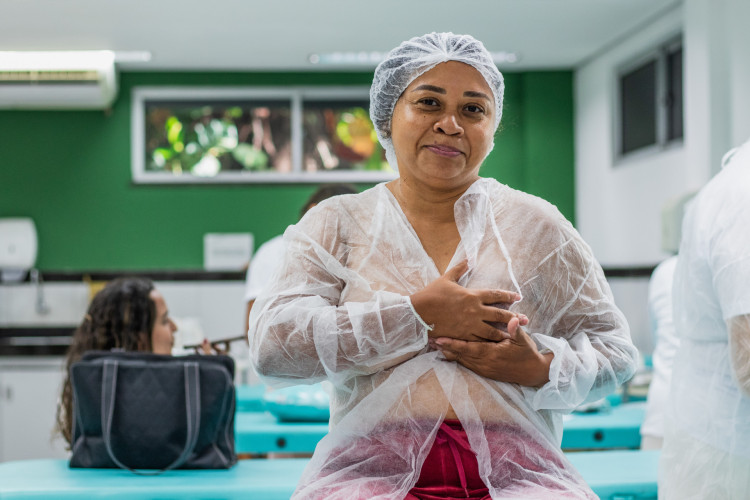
[0,51,118,109]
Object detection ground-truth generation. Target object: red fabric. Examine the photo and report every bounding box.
[405,420,491,500]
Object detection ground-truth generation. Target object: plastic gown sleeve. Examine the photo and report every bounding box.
[517,218,637,411]
[729,316,750,397]
[249,218,429,387]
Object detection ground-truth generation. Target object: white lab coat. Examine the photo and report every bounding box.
[249,178,637,499]
[244,235,286,303]
[641,255,679,445]
[660,139,750,499]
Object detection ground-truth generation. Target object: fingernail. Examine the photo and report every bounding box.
[435,338,447,346]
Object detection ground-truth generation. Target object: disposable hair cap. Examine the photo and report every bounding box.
[369,32,505,169]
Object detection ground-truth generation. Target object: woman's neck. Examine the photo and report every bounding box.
[388,176,477,223]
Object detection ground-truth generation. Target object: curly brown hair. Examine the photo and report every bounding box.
[56,277,157,447]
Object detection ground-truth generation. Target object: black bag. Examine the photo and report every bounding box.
[69,351,237,472]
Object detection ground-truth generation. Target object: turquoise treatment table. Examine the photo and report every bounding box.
[235,384,266,413]
[235,411,328,454]
[233,403,645,455]
[0,458,308,500]
[561,402,645,450]
[0,450,659,499]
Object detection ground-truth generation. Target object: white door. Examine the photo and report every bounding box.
[0,362,69,462]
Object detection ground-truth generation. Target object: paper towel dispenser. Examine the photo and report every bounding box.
[0,217,38,281]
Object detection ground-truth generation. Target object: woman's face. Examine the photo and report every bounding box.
[390,61,495,191]
[149,289,176,355]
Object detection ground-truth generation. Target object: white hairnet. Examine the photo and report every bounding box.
[370,32,505,168]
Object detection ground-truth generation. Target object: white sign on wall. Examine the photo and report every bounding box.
[203,233,253,271]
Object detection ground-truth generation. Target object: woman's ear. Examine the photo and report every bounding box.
[136,332,151,352]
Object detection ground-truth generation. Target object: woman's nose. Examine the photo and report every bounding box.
[433,113,463,136]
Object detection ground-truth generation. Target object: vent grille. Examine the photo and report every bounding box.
[0,70,100,85]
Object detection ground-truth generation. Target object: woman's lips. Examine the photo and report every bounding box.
[425,144,462,158]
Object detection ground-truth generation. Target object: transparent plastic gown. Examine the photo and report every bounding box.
[660,139,750,499]
[249,178,637,499]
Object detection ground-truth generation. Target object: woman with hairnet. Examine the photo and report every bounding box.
[658,138,750,499]
[249,32,637,499]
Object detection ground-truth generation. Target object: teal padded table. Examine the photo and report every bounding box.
[235,384,266,412]
[562,402,645,450]
[567,449,659,499]
[0,450,658,499]
[233,403,645,455]
[235,411,329,454]
[0,458,308,500]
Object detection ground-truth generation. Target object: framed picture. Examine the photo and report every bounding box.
[131,86,395,184]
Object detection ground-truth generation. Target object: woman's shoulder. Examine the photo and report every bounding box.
[289,184,386,251]
[305,184,382,216]
[479,178,571,229]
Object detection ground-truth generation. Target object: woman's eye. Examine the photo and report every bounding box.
[417,97,439,107]
[465,104,485,114]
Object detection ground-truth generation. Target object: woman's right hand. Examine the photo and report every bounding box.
[409,260,526,342]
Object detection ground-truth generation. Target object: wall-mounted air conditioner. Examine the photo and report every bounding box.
[0,51,118,109]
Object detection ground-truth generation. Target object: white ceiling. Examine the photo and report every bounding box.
[1,0,683,71]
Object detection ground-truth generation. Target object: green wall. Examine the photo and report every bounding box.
[0,71,574,271]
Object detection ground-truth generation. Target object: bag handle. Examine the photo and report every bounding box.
[101,359,201,475]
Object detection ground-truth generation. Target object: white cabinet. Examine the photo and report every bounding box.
[0,358,69,462]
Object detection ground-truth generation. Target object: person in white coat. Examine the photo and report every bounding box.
[659,138,750,499]
[640,255,679,449]
[640,192,695,450]
[249,32,638,499]
[243,184,358,336]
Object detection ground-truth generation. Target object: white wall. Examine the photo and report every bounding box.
[575,5,690,268]
[726,0,750,147]
[576,0,750,267]
[575,0,750,356]
[574,7,688,355]
[0,281,246,344]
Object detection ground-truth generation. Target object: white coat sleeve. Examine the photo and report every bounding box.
[248,210,429,387]
[710,190,750,396]
[520,218,638,411]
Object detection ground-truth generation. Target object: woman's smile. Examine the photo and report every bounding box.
[425,143,463,158]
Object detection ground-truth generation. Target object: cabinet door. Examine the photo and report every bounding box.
[0,366,69,462]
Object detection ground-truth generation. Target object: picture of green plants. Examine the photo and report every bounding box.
[302,103,391,172]
[144,101,291,176]
[141,95,392,178]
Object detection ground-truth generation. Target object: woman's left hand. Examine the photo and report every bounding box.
[433,317,553,387]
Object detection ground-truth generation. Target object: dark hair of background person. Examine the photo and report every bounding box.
[300,184,359,219]
[56,277,157,447]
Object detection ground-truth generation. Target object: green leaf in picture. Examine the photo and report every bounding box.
[185,142,200,155]
[336,120,352,146]
[153,148,173,168]
[210,119,239,150]
[166,117,184,145]
[191,153,221,177]
[227,107,243,119]
[194,122,210,147]
[232,143,269,170]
